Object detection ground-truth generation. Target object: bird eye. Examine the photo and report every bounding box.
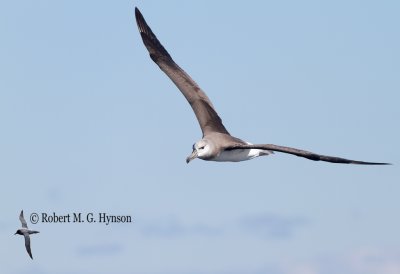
[199,146,205,150]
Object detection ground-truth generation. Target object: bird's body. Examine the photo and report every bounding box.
[134,7,389,166]
[15,228,40,235]
[212,148,270,162]
[14,210,39,259]
[189,132,273,162]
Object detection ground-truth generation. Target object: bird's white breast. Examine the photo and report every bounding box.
[212,148,269,162]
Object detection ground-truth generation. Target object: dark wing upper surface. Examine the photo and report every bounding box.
[23,234,33,259]
[135,7,230,136]
[226,143,390,165]
[19,210,28,229]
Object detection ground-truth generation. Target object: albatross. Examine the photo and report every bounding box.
[14,210,39,259]
[134,7,388,165]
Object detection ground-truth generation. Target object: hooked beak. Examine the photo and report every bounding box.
[186,149,198,164]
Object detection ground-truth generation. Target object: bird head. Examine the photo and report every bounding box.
[186,139,213,163]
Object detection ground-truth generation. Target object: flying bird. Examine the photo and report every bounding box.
[134,7,388,165]
[14,210,39,259]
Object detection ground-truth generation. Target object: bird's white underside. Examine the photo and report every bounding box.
[212,142,273,162]
[212,148,269,162]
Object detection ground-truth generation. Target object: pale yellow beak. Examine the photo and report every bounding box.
[186,149,198,164]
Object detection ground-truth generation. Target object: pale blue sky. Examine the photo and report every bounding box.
[1,1,399,273]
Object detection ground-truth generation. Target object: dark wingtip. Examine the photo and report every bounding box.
[351,161,391,165]
[363,162,392,165]
[133,7,173,62]
[135,7,140,16]
[135,7,145,23]
[135,7,152,36]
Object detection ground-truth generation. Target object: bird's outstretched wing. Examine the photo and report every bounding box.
[135,7,230,136]
[23,233,33,259]
[225,143,390,165]
[19,210,28,229]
